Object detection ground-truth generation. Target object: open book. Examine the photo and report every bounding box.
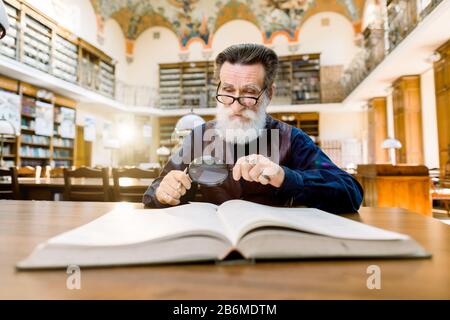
[17,200,430,269]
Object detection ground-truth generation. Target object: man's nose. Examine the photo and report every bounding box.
[230,99,244,114]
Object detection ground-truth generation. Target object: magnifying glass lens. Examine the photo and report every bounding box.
[188,156,230,186]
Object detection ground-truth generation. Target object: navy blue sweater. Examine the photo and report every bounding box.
[144,119,363,214]
[277,126,363,214]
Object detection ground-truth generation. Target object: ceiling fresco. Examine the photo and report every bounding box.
[90,0,366,57]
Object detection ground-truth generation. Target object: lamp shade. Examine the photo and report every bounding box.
[156,146,171,156]
[0,116,16,136]
[382,138,402,149]
[175,113,205,132]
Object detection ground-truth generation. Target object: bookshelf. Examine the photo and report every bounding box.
[0,77,20,168]
[159,61,216,110]
[0,75,77,168]
[53,97,76,168]
[272,59,292,105]
[0,0,20,60]
[1,0,116,99]
[18,93,52,167]
[21,10,53,73]
[53,33,79,83]
[159,117,178,148]
[1,136,17,168]
[271,112,320,143]
[159,64,182,109]
[159,55,321,109]
[291,54,321,104]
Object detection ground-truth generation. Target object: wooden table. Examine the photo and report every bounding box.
[2,177,154,201]
[0,201,449,299]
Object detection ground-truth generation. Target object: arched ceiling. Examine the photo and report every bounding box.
[91,0,366,54]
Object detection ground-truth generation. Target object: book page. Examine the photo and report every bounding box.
[47,202,229,247]
[217,200,410,245]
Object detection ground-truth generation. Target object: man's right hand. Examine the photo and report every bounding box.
[155,169,192,206]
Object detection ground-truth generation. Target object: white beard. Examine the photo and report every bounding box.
[215,94,269,145]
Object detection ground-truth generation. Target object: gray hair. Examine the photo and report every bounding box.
[215,43,279,90]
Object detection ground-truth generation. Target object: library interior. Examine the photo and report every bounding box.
[0,0,449,300]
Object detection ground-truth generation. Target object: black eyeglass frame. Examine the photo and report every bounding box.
[215,81,266,108]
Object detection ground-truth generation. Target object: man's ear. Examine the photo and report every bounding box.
[268,84,276,100]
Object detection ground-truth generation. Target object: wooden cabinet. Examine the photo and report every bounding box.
[392,75,424,164]
[434,40,450,175]
[356,164,431,216]
[367,97,388,164]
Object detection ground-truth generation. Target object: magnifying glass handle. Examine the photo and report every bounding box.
[177,167,190,192]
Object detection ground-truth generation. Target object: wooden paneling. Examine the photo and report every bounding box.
[434,40,450,175]
[75,125,91,168]
[357,164,431,216]
[0,75,19,92]
[367,97,388,163]
[392,75,424,164]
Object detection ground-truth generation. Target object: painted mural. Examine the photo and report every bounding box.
[91,0,364,53]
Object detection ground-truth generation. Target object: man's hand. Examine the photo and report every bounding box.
[232,154,285,188]
[155,169,192,206]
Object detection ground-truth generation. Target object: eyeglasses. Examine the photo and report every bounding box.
[215,82,266,108]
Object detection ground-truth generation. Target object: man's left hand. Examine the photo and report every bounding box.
[232,154,285,188]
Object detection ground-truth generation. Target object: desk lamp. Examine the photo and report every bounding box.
[382,138,402,166]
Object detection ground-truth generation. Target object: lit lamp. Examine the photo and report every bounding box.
[382,138,402,166]
[172,112,205,149]
[0,115,16,168]
[156,146,171,167]
[104,138,120,167]
[174,112,205,139]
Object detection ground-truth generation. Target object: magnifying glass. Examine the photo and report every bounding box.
[187,155,273,186]
[187,155,232,186]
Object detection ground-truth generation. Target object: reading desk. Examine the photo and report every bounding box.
[0,200,449,299]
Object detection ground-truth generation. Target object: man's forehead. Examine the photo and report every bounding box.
[219,62,265,88]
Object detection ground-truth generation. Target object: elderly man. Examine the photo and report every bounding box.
[143,43,363,214]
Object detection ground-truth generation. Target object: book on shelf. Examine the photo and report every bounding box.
[17,200,430,270]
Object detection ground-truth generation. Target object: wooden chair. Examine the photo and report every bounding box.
[431,161,450,216]
[43,166,66,178]
[17,166,41,178]
[63,167,110,202]
[112,167,158,202]
[0,168,20,200]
